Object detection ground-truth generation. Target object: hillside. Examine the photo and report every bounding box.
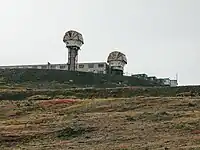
[1,96,200,150]
[0,85,199,100]
[0,69,162,88]
[0,69,199,149]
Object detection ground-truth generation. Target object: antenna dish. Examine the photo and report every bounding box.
[63,30,84,49]
[107,51,127,64]
[107,51,127,76]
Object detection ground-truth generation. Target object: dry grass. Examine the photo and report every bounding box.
[1,97,200,150]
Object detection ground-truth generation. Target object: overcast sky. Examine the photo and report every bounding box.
[0,0,199,85]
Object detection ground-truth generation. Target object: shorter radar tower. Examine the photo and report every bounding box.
[63,30,84,71]
[107,51,127,75]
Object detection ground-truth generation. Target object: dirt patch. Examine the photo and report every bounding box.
[126,111,179,122]
[56,126,95,140]
[40,99,78,105]
[0,133,38,147]
[172,120,200,132]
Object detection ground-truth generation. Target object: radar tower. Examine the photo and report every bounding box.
[63,30,84,71]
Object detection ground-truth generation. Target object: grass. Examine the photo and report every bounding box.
[56,126,96,140]
[172,120,200,131]
[1,96,200,149]
[0,85,200,100]
[126,111,181,122]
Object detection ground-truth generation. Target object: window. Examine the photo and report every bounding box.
[99,71,104,74]
[41,66,46,69]
[51,65,56,69]
[88,64,94,68]
[79,64,84,68]
[98,64,104,68]
[60,65,66,69]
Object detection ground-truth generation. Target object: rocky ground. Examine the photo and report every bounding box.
[1,96,200,150]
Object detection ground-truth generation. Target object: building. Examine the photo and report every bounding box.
[0,63,178,87]
[148,76,157,81]
[159,78,178,87]
[132,74,148,79]
[162,78,171,86]
[0,62,108,74]
[170,80,178,87]
[131,74,178,87]
[77,62,108,74]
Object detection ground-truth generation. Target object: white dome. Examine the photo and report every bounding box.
[107,51,127,64]
[63,30,84,48]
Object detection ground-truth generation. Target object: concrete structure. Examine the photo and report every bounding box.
[170,80,178,87]
[0,63,178,86]
[131,74,178,87]
[0,62,108,74]
[77,62,108,74]
[63,30,84,71]
[148,76,157,81]
[162,78,171,85]
[160,78,178,87]
[132,74,148,79]
[107,51,127,75]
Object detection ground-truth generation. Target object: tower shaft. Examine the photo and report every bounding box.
[67,47,78,71]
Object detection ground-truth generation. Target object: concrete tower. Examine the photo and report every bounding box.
[107,51,127,75]
[63,30,84,71]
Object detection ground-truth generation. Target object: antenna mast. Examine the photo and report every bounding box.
[176,73,178,80]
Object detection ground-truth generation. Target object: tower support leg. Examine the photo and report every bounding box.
[67,47,78,71]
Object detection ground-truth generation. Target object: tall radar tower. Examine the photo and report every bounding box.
[63,30,84,71]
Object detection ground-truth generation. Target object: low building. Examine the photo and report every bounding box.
[77,62,108,74]
[158,78,178,87]
[0,63,179,87]
[132,74,148,79]
[148,76,157,81]
[162,78,171,86]
[170,80,178,87]
[0,62,108,74]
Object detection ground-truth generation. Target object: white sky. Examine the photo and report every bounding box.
[0,0,199,85]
